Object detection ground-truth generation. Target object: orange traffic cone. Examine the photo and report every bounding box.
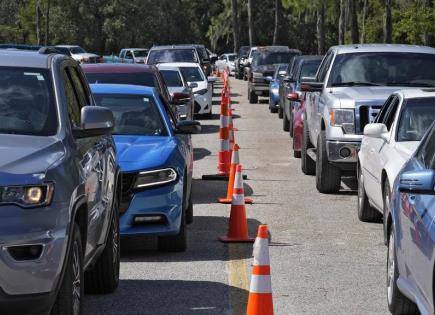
[246,225,274,315]
[219,165,254,243]
[218,144,252,204]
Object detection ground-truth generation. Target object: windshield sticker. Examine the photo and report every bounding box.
[24,72,45,81]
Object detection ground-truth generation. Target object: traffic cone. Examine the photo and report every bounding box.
[246,225,274,315]
[219,165,254,243]
[218,144,252,204]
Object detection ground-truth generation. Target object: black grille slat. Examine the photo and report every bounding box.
[120,172,137,213]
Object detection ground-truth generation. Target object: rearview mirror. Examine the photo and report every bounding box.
[363,123,388,138]
[175,120,201,134]
[300,81,323,92]
[74,106,114,138]
[287,92,300,102]
[172,92,191,105]
[399,169,435,193]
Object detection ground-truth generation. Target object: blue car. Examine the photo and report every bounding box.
[388,118,435,315]
[91,84,200,252]
[266,64,288,113]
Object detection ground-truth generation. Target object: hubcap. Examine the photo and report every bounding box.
[72,242,81,315]
[387,232,395,304]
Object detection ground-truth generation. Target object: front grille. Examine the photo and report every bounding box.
[357,105,382,133]
[120,172,137,214]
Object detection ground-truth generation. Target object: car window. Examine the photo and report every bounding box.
[422,126,435,169]
[180,67,204,82]
[147,49,197,64]
[252,52,298,66]
[125,51,133,59]
[317,51,334,82]
[93,93,167,136]
[69,67,90,107]
[70,46,86,54]
[300,61,322,79]
[62,68,82,128]
[133,50,148,58]
[158,94,177,128]
[55,47,72,56]
[0,67,57,136]
[228,55,236,62]
[397,97,435,142]
[383,97,400,131]
[160,70,184,87]
[376,96,395,123]
[85,72,157,87]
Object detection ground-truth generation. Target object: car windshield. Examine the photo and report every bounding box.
[147,49,197,64]
[0,67,57,136]
[93,94,167,136]
[55,47,72,56]
[197,47,209,61]
[133,50,148,58]
[160,70,183,87]
[397,97,435,142]
[300,61,321,78]
[85,72,157,87]
[180,67,204,82]
[70,46,86,54]
[329,52,435,87]
[239,47,250,57]
[228,55,236,61]
[253,52,297,66]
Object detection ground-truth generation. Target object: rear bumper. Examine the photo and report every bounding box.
[250,83,269,96]
[0,288,56,314]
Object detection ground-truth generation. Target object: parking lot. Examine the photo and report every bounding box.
[84,77,389,315]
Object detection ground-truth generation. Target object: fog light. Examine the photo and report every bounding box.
[133,215,165,225]
[7,245,43,261]
[339,147,352,158]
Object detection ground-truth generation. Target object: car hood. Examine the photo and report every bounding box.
[395,141,420,158]
[168,86,189,95]
[114,136,177,172]
[251,64,277,74]
[190,81,208,92]
[0,134,65,183]
[330,86,406,106]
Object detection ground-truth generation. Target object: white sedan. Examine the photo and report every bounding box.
[358,89,435,224]
[162,62,216,118]
[55,45,100,63]
[215,53,237,75]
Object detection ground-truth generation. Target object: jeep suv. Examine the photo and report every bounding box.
[301,44,435,193]
[0,48,120,314]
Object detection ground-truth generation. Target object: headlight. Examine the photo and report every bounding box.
[134,168,177,188]
[252,72,263,78]
[0,183,54,208]
[195,88,208,95]
[330,109,355,134]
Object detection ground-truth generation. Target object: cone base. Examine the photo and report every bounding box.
[217,197,253,204]
[218,236,255,243]
[202,174,247,181]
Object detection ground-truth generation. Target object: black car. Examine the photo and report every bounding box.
[234,45,250,79]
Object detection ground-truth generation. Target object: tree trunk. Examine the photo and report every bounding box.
[44,0,50,45]
[349,0,359,43]
[422,0,433,45]
[273,0,279,45]
[36,0,42,45]
[247,0,253,46]
[338,0,345,45]
[231,0,239,53]
[316,2,325,55]
[360,0,369,43]
[383,0,392,43]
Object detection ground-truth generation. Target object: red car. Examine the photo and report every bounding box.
[288,92,305,158]
[81,64,191,119]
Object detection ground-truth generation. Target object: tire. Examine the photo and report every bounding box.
[301,121,315,175]
[357,166,382,222]
[51,224,83,315]
[186,187,193,225]
[316,131,341,193]
[158,207,187,252]
[278,106,283,119]
[387,228,419,315]
[248,89,258,104]
[85,201,120,294]
[283,113,290,132]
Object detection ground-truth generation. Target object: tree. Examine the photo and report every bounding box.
[247,0,253,45]
[231,0,239,52]
[35,0,42,45]
[360,0,369,43]
[349,0,359,43]
[317,1,325,54]
[273,0,280,44]
[44,0,50,45]
[383,0,392,43]
[338,0,345,44]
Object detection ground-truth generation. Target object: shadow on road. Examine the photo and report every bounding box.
[199,124,219,134]
[192,179,254,204]
[194,148,212,161]
[84,279,248,315]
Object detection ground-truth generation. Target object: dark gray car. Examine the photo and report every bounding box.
[0,48,121,314]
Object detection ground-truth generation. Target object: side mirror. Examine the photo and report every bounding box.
[399,169,435,193]
[189,82,198,89]
[363,123,388,138]
[278,70,287,77]
[287,92,300,102]
[74,106,114,138]
[175,120,201,134]
[208,76,217,83]
[265,76,273,82]
[300,81,323,92]
[172,92,191,105]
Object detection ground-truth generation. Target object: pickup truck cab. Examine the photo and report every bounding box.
[119,48,149,63]
[301,44,435,193]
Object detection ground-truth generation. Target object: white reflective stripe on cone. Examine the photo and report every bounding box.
[253,239,270,266]
[232,193,245,205]
[220,139,230,151]
[234,173,243,188]
[231,150,240,164]
[249,275,272,294]
[220,115,229,127]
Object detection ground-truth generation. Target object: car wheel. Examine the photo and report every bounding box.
[85,200,120,294]
[158,208,187,252]
[358,166,382,222]
[51,224,83,315]
[278,106,283,119]
[301,121,315,175]
[186,187,194,225]
[387,228,419,315]
[316,131,341,193]
[249,89,258,104]
[283,112,290,132]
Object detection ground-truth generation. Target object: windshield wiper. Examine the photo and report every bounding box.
[385,81,435,87]
[331,82,380,87]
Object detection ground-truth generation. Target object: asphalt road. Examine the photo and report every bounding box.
[84,77,389,315]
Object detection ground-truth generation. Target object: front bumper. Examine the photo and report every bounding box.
[120,182,183,237]
[326,140,360,163]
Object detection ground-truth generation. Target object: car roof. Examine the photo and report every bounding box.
[0,49,55,68]
[90,83,156,95]
[150,45,198,50]
[81,63,157,73]
[397,89,435,99]
[330,44,435,55]
[55,45,81,48]
[158,62,199,68]
[156,64,181,72]
[122,48,148,51]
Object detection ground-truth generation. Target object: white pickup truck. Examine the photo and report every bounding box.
[300,44,435,193]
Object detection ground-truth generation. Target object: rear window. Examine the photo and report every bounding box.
[160,70,183,87]
[180,67,204,82]
[133,50,148,58]
[147,49,197,64]
[0,67,57,136]
[300,61,321,79]
[397,97,435,142]
[253,52,299,66]
[85,72,157,87]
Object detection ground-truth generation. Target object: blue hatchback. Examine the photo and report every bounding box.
[388,119,435,315]
[91,84,200,252]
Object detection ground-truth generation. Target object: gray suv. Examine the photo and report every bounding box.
[0,48,121,314]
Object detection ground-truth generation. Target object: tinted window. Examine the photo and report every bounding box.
[422,125,435,169]
[147,49,197,64]
[317,51,333,82]
[125,51,133,59]
[0,67,57,136]
[329,52,435,87]
[69,67,90,106]
[228,55,236,61]
[93,94,167,136]
[133,50,148,57]
[397,97,435,142]
[197,47,209,61]
[70,46,86,54]
[300,61,321,79]
[253,52,298,66]
[62,68,82,128]
[55,47,72,56]
[180,67,204,82]
[160,70,183,87]
[85,72,157,87]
